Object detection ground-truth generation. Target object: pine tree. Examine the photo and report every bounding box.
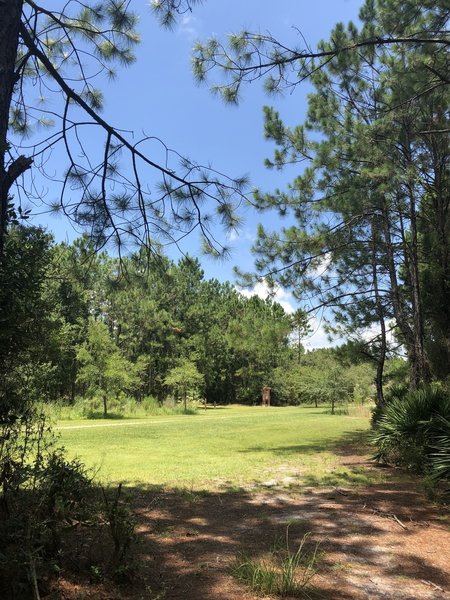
[191,0,449,390]
[0,0,247,256]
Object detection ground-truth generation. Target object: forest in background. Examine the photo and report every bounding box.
[2,226,398,419]
[0,0,449,596]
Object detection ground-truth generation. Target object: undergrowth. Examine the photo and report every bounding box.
[0,410,136,598]
[232,530,319,597]
[372,385,450,494]
[41,395,198,421]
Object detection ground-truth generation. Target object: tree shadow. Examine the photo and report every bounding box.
[50,424,450,599]
[53,474,450,600]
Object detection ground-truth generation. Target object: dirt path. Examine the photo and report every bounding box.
[51,444,449,599]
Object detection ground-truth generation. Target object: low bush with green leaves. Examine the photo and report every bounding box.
[371,385,450,488]
[0,410,136,598]
[42,395,199,421]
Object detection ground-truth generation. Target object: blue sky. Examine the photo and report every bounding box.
[28,0,365,346]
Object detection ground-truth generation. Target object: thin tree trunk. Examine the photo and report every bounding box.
[0,0,26,253]
[407,181,431,386]
[400,119,431,385]
[381,201,418,377]
[371,215,386,407]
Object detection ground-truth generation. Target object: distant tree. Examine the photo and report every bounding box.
[76,318,138,417]
[164,358,204,413]
[227,295,291,403]
[290,309,312,364]
[0,226,54,419]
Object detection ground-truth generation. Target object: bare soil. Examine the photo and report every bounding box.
[48,439,450,600]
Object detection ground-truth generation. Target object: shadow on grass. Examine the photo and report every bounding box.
[51,420,450,600]
[239,430,373,459]
[50,424,449,599]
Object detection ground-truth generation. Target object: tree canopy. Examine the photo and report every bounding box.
[183,0,449,396]
[1,0,248,257]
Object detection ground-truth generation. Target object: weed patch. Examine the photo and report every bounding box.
[232,531,320,597]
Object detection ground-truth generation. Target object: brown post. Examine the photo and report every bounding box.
[262,386,271,407]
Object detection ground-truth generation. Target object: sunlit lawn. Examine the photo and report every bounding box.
[57,405,375,489]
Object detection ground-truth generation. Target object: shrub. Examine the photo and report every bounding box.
[371,383,408,427]
[371,385,450,486]
[0,410,136,597]
[0,411,95,597]
[429,415,450,484]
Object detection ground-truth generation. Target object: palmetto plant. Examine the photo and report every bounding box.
[429,415,450,483]
[372,385,450,485]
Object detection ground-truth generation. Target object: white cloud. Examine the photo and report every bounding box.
[237,279,296,314]
[226,228,255,243]
[359,322,399,348]
[303,320,400,352]
[178,14,200,40]
[226,229,239,242]
[302,315,343,350]
[309,253,332,280]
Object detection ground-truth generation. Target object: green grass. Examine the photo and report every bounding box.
[232,531,320,597]
[56,405,372,488]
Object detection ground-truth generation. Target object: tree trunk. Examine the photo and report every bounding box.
[382,201,420,382]
[399,122,431,386]
[371,215,386,407]
[0,0,25,253]
[407,184,431,386]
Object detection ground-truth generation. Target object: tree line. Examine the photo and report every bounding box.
[1,226,385,420]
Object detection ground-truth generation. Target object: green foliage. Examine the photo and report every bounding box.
[372,385,450,486]
[1,231,301,417]
[195,0,450,390]
[429,415,450,484]
[164,358,205,410]
[232,531,319,597]
[76,318,139,416]
[0,411,94,597]
[0,226,55,419]
[271,348,375,408]
[102,483,136,580]
[46,395,199,421]
[0,408,139,596]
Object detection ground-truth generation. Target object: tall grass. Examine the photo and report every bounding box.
[40,396,198,421]
[232,531,319,597]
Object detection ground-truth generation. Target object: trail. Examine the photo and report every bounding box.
[55,407,297,430]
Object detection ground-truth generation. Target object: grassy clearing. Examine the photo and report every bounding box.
[56,405,375,489]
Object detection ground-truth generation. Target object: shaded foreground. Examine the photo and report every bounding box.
[49,438,450,600]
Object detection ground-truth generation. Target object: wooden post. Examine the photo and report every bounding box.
[262,386,271,407]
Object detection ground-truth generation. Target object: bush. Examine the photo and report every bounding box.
[0,411,94,597]
[371,385,450,486]
[429,415,450,484]
[44,395,200,420]
[0,410,136,597]
[371,383,408,427]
